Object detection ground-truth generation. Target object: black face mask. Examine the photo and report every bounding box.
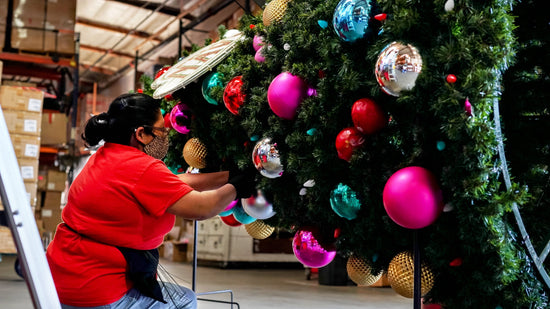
[143,134,169,160]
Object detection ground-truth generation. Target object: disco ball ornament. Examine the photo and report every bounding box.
[169,103,191,134]
[383,166,444,229]
[351,98,387,135]
[263,0,292,26]
[335,127,365,162]
[183,138,207,169]
[201,72,224,105]
[267,72,315,120]
[219,213,242,227]
[333,0,376,43]
[292,228,336,268]
[245,220,275,240]
[232,203,257,224]
[242,190,276,220]
[223,76,246,115]
[330,183,361,220]
[252,137,284,178]
[346,255,383,286]
[375,42,423,97]
[387,251,435,298]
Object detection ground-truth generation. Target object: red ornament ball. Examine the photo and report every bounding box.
[155,66,171,80]
[223,76,246,115]
[351,98,387,135]
[220,214,242,227]
[446,74,457,84]
[335,127,365,162]
[164,112,172,129]
[164,93,174,101]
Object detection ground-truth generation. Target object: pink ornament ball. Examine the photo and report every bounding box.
[169,103,191,134]
[254,47,266,63]
[253,35,265,51]
[267,72,313,120]
[292,229,336,268]
[383,166,444,229]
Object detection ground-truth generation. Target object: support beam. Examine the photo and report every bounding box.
[107,0,181,16]
[76,18,161,43]
[80,44,135,60]
[0,52,74,67]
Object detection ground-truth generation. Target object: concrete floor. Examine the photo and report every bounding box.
[0,254,412,308]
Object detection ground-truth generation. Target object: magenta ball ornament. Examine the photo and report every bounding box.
[253,35,265,51]
[219,199,238,217]
[267,72,314,120]
[254,47,266,63]
[169,102,191,134]
[382,166,444,229]
[292,229,337,268]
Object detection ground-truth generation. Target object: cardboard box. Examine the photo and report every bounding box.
[0,182,37,210]
[163,240,189,263]
[2,109,42,136]
[0,226,17,254]
[0,86,44,113]
[11,134,41,159]
[17,157,39,183]
[0,61,3,84]
[37,169,48,191]
[46,169,67,192]
[41,207,62,234]
[42,191,62,210]
[41,111,68,145]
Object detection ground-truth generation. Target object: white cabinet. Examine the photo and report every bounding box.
[195,216,298,267]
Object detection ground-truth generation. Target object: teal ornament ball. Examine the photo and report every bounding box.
[330,183,362,220]
[333,0,377,43]
[436,141,446,151]
[232,203,257,224]
[201,72,224,105]
[318,20,328,29]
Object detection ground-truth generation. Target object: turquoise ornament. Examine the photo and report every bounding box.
[436,141,446,151]
[160,108,166,116]
[318,20,328,29]
[250,135,260,142]
[219,208,234,217]
[333,0,377,43]
[201,72,224,105]
[330,183,362,220]
[307,128,318,136]
[372,253,379,262]
[232,204,257,224]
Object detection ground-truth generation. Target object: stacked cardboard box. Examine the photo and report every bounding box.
[0,85,43,253]
[38,169,67,238]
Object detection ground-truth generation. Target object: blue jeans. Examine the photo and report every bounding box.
[61,283,197,309]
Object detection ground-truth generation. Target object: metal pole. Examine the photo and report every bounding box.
[192,220,198,292]
[68,32,80,186]
[413,230,421,309]
[3,0,15,52]
[178,19,182,59]
[134,51,139,91]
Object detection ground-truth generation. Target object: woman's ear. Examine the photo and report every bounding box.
[133,126,152,146]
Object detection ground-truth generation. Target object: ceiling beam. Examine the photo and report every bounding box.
[2,62,63,81]
[76,18,161,43]
[0,52,74,67]
[107,0,182,17]
[80,44,135,60]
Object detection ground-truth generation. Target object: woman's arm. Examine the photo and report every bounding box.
[177,171,229,191]
[166,183,237,220]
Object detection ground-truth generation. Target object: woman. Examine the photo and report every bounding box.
[46,93,254,308]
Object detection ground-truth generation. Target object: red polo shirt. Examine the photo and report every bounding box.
[46,143,193,306]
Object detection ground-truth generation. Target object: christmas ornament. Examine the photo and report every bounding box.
[164,112,172,129]
[317,20,328,29]
[335,127,365,162]
[449,257,462,267]
[330,183,361,220]
[255,47,266,63]
[219,200,237,216]
[436,141,446,151]
[446,74,457,84]
[252,137,284,178]
[169,102,191,134]
[267,72,315,120]
[252,35,265,51]
[155,66,171,80]
[232,203,257,224]
[292,228,336,268]
[375,42,423,97]
[245,220,275,240]
[182,138,207,169]
[333,228,341,238]
[242,190,276,220]
[223,76,246,115]
[219,213,242,227]
[387,251,435,298]
[464,98,473,116]
[351,98,387,135]
[383,166,444,229]
[201,72,224,105]
[333,0,376,43]
[346,255,383,286]
[263,0,292,26]
[444,0,455,12]
[374,13,387,21]
[306,128,318,136]
[422,301,442,309]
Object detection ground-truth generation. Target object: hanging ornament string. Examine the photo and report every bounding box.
[491,69,550,289]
